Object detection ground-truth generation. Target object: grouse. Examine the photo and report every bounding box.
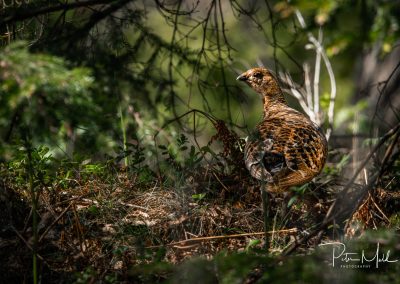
[237,67,328,246]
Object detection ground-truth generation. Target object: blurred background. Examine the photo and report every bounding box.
[1,0,399,163]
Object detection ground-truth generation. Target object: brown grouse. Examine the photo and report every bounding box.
[237,67,328,246]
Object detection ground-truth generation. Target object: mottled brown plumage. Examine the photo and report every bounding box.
[237,67,328,193]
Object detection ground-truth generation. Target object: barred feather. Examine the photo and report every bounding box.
[238,68,328,193]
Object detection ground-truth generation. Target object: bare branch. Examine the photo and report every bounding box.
[313,28,322,121]
[0,0,121,26]
[293,9,337,139]
[154,0,199,15]
[308,35,337,140]
[304,63,312,108]
[281,71,316,122]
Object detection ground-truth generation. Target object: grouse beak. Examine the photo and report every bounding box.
[236,73,248,81]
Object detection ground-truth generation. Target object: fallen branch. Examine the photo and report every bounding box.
[146,228,298,249]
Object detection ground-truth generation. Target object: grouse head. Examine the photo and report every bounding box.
[237,67,285,103]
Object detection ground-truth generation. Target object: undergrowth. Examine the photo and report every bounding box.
[1,122,400,283]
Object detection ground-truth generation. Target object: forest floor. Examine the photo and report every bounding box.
[1,127,400,283]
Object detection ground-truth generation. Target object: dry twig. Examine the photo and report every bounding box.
[146,228,298,249]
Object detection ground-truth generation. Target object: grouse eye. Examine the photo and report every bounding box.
[253,73,263,79]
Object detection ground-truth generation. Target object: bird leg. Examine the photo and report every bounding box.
[280,191,293,222]
[260,181,270,250]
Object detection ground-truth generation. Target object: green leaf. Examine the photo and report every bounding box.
[287,195,298,208]
[192,193,206,201]
[245,239,261,252]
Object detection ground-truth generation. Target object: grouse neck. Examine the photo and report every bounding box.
[262,92,287,116]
